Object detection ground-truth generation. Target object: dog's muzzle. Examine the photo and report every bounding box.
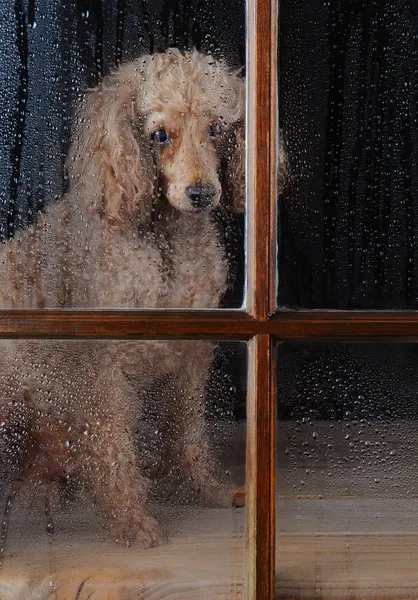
[186,182,216,209]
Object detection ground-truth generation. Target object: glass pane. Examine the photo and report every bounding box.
[278,0,418,309]
[0,2,246,309]
[276,342,418,598]
[0,340,246,597]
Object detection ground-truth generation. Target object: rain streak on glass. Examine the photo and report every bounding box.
[278,0,418,309]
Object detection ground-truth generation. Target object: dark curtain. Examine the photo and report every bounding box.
[279,0,418,309]
[278,1,418,419]
[277,343,418,420]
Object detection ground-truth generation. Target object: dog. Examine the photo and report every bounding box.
[0,49,245,549]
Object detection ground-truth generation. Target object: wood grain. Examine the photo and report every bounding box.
[0,310,256,339]
[271,311,418,339]
[247,0,273,320]
[1,311,418,339]
[0,504,245,600]
[269,0,279,316]
[276,421,418,599]
[246,335,275,600]
[277,530,418,600]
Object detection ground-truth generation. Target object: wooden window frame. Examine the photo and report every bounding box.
[3,0,418,598]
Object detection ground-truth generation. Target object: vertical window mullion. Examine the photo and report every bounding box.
[246,333,276,600]
[247,0,273,320]
[246,0,277,596]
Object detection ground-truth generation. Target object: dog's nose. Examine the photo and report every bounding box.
[186,182,216,208]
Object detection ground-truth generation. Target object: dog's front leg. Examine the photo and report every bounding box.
[169,343,244,508]
[81,419,163,548]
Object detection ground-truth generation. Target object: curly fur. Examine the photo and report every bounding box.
[0,49,245,308]
[0,50,245,549]
[0,580,53,600]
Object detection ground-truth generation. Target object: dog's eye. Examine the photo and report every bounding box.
[207,123,222,140]
[152,129,171,146]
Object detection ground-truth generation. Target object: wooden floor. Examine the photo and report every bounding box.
[4,421,418,599]
[0,502,245,599]
[276,420,418,600]
[276,500,418,600]
[0,421,247,599]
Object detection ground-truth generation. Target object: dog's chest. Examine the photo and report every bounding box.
[154,215,228,308]
[89,216,227,309]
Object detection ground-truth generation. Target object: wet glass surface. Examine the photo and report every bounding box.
[0,339,246,597]
[0,1,246,309]
[278,0,418,309]
[276,342,418,598]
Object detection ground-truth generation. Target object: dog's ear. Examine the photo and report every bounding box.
[222,122,246,214]
[68,73,155,228]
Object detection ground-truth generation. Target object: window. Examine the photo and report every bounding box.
[3,0,410,598]
[276,1,418,598]
[0,1,276,599]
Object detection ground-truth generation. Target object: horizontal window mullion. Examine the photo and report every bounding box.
[0,310,257,339]
[2,311,418,339]
[271,311,418,339]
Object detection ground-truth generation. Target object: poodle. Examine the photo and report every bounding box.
[0,49,245,549]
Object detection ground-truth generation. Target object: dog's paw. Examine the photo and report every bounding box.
[200,483,246,508]
[132,515,165,548]
[232,485,246,508]
[114,515,164,549]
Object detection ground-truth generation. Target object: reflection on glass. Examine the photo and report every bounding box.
[276,343,418,598]
[278,0,418,309]
[0,2,245,308]
[0,340,246,596]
